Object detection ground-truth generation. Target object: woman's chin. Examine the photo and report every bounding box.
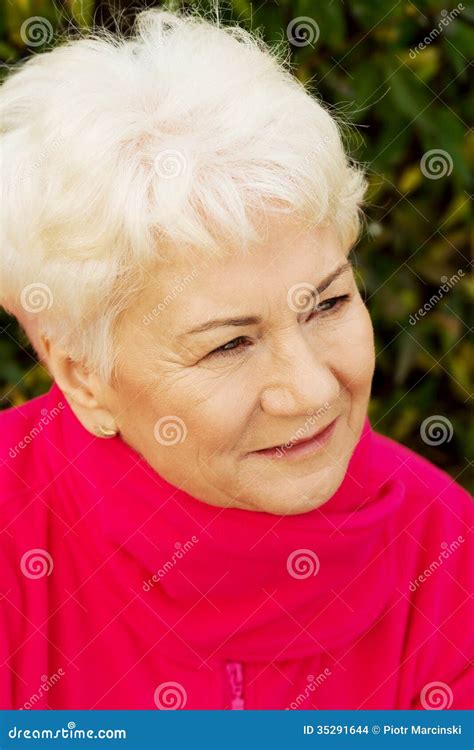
[241,475,345,515]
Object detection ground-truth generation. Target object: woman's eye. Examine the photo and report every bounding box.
[307,294,350,320]
[206,295,351,359]
[207,336,250,358]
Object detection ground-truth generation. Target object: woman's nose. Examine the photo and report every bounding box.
[259,334,340,417]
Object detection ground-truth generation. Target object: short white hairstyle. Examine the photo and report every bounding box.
[0,5,368,386]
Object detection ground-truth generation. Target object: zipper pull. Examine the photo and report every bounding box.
[225,661,245,710]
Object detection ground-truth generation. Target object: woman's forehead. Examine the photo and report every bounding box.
[150,219,342,292]
[132,222,348,335]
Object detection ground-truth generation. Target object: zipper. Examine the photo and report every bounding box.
[225,660,245,709]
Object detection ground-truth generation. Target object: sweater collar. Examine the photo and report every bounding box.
[45,380,405,666]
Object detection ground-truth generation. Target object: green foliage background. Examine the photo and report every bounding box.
[1,0,472,490]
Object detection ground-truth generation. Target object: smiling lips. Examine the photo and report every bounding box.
[252,417,338,457]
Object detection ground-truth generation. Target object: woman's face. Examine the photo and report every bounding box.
[103,214,375,515]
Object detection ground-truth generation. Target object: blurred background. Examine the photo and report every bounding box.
[0,0,472,490]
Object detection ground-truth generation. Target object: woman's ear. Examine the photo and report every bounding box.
[39,333,118,436]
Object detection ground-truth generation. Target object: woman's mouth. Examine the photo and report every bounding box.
[249,417,339,460]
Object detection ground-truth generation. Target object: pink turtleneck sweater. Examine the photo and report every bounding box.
[0,381,473,710]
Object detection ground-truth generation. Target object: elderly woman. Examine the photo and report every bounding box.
[0,8,472,712]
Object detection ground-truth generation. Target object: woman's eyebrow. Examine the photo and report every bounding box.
[178,259,353,338]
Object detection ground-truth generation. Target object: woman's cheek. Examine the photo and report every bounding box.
[192,388,249,452]
[333,302,375,389]
[350,305,375,385]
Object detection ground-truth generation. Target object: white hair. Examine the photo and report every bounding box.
[0,5,368,386]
